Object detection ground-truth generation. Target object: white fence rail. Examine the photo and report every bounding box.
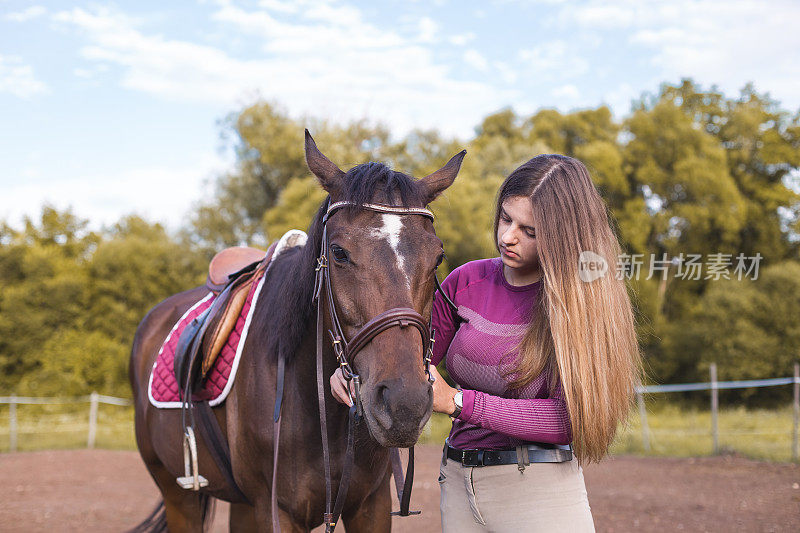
[635,363,800,460]
[0,392,132,452]
[3,364,800,459]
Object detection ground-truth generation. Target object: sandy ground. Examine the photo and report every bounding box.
[1,446,798,532]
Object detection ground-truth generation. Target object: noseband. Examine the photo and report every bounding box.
[313,200,438,416]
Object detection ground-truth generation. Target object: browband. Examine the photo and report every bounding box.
[324,201,434,223]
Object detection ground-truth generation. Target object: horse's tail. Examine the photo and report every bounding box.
[128,495,216,533]
[128,500,167,533]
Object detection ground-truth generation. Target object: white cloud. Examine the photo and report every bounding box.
[0,153,226,230]
[572,4,634,29]
[463,49,488,71]
[51,3,510,137]
[418,16,438,43]
[4,5,47,22]
[518,41,588,78]
[73,68,93,79]
[258,0,300,14]
[494,61,518,84]
[564,0,800,109]
[448,32,475,46]
[0,55,48,98]
[601,82,636,117]
[552,83,579,99]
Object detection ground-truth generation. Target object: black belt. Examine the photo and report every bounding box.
[445,443,572,466]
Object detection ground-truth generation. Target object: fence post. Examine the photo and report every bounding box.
[9,394,17,453]
[637,391,651,452]
[793,362,799,462]
[87,392,99,449]
[710,363,719,454]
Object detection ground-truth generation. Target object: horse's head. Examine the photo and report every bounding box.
[305,131,464,448]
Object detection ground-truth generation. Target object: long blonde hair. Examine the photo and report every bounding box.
[495,155,643,464]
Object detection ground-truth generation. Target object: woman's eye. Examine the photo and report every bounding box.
[526,230,536,238]
[331,245,349,263]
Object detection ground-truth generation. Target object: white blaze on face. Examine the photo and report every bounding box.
[371,214,410,288]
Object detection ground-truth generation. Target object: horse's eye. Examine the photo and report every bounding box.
[435,253,445,269]
[331,245,350,264]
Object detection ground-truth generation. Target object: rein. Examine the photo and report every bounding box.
[270,199,454,532]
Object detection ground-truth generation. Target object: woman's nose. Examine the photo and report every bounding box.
[502,227,517,244]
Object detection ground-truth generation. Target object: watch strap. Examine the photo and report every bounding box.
[451,390,463,419]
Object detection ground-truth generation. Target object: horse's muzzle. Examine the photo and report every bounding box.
[365,378,433,447]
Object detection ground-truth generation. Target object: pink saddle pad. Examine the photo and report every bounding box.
[148,269,266,408]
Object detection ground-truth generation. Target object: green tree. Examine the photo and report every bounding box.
[0,207,96,388]
[86,215,206,344]
[191,102,397,248]
[0,209,206,395]
[661,260,800,403]
[660,80,800,260]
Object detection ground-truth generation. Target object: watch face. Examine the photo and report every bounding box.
[454,391,463,408]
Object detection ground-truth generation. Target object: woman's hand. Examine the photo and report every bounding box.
[429,365,458,416]
[330,367,354,407]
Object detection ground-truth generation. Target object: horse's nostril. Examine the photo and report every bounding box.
[380,384,391,408]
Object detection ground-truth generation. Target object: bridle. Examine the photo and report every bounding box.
[317,199,454,532]
[314,200,439,414]
[270,198,456,533]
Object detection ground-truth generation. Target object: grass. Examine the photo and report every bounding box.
[0,402,136,452]
[1,401,797,462]
[610,403,797,462]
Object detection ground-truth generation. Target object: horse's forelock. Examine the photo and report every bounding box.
[341,162,426,208]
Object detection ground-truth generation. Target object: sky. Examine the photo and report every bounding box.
[2,0,800,230]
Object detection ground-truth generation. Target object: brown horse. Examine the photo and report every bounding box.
[129,132,465,532]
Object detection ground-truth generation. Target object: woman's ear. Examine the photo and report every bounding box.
[305,129,345,194]
[418,150,466,203]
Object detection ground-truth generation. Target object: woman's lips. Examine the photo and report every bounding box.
[502,247,518,259]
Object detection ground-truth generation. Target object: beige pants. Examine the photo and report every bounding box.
[439,454,595,532]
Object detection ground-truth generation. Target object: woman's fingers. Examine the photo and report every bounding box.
[429,365,456,415]
[329,368,353,406]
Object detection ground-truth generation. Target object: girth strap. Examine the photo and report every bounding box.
[194,401,251,505]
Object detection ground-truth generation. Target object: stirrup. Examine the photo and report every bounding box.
[176,427,209,490]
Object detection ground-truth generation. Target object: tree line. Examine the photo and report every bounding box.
[2,79,799,403]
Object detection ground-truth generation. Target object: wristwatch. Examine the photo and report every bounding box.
[451,390,463,419]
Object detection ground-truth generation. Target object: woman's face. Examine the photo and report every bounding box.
[497,195,540,279]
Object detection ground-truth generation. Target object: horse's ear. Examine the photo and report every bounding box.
[305,129,345,193]
[418,150,466,203]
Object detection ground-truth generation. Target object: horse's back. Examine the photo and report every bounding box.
[129,286,209,401]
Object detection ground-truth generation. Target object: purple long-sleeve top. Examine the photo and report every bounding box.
[432,257,572,450]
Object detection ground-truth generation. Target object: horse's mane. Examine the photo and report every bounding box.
[263,162,426,363]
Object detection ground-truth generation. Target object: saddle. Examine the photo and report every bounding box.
[174,244,273,393]
[173,230,309,395]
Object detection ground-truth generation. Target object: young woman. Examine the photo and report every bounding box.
[333,154,642,532]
